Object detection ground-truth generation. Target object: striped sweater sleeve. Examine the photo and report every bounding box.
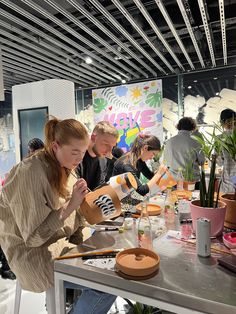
[3,161,64,248]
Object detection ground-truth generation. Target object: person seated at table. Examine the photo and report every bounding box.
[163,117,205,188]
[105,146,124,182]
[112,134,162,196]
[27,137,44,156]
[218,108,236,193]
[76,121,119,190]
[0,173,16,280]
[0,117,116,314]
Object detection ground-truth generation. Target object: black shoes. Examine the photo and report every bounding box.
[0,268,16,280]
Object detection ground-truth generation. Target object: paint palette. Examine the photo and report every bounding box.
[223,232,236,249]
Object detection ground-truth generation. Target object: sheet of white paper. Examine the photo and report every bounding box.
[83,258,116,271]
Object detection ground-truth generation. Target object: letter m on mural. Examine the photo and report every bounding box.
[92,80,163,152]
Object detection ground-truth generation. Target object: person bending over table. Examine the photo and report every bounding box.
[0,118,116,314]
[76,121,119,191]
[112,134,162,196]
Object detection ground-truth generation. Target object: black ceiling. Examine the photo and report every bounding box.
[1,0,236,90]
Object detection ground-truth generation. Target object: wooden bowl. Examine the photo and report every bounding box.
[136,204,162,216]
[116,248,160,277]
[171,190,192,202]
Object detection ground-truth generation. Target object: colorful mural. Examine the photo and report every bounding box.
[92,80,163,152]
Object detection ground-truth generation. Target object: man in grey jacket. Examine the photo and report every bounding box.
[218,109,236,193]
[163,117,205,185]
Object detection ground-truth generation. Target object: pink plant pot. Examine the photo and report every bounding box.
[190,200,227,237]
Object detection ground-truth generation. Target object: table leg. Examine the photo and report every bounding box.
[54,272,66,314]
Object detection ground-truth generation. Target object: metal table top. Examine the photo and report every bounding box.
[54,226,236,314]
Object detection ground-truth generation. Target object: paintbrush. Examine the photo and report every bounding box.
[55,248,123,261]
[182,239,232,255]
[70,171,92,192]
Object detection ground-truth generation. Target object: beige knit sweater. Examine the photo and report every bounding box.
[0,152,84,292]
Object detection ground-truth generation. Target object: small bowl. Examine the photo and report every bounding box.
[223,232,236,249]
[116,248,160,277]
[136,204,162,216]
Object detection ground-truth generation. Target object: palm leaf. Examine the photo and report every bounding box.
[93,98,107,113]
[145,91,162,108]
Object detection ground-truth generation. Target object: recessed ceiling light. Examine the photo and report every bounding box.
[194,80,198,83]
[188,85,192,89]
[121,79,126,84]
[213,77,218,80]
[85,57,93,64]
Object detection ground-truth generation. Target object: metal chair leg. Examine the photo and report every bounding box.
[13,280,22,314]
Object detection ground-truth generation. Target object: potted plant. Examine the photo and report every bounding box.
[124,299,161,314]
[183,156,196,191]
[217,126,236,229]
[190,127,227,236]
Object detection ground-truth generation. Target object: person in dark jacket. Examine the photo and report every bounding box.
[76,121,118,190]
[28,138,44,156]
[112,134,162,196]
[105,146,124,182]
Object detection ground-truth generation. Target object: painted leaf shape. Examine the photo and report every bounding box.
[93,98,108,113]
[145,91,162,107]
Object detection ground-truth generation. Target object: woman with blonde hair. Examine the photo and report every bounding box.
[113,134,162,196]
[0,117,116,313]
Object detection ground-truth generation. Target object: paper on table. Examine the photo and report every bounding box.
[83,258,116,271]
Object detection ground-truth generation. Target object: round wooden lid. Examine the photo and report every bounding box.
[136,204,162,216]
[116,248,160,277]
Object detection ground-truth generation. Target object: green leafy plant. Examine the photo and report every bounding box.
[93,98,108,113]
[183,156,195,182]
[193,127,223,208]
[145,90,162,108]
[124,299,161,314]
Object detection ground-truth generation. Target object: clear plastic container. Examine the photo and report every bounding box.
[164,187,175,223]
[137,202,153,250]
[176,168,184,190]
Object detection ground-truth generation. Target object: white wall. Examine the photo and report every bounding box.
[12,79,75,163]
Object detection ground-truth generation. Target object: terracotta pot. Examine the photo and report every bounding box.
[220,194,236,229]
[190,200,227,236]
[183,181,195,191]
[116,248,160,278]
